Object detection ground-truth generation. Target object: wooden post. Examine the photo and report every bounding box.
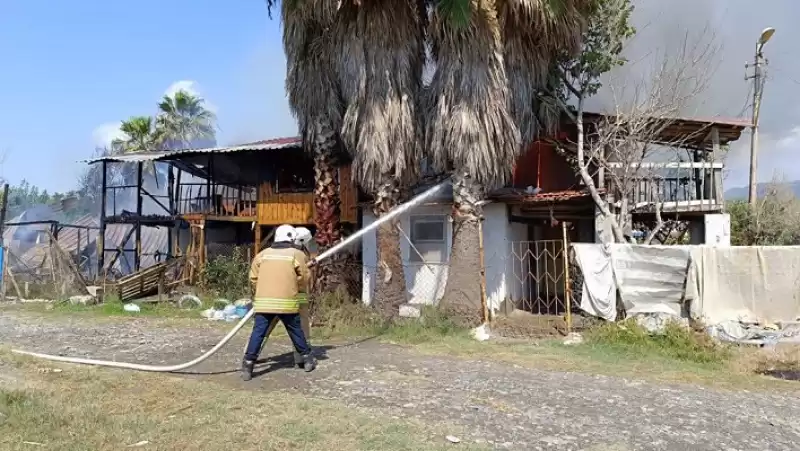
[7,266,22,301]
[478,218,488,323]
[254,223,262,259]
[206,155,212,213]
[174,168,183,213]
[135,162,143,272]
[167,164,175,259]
[174,169,183,257]
[199,219,206,269]
[0,183,8,302]
[98,161,108,276]
[157,267,165,303]
[709,127,721,208]
[562,221,572,334]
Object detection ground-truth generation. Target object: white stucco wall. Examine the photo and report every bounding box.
[361,205,452,305]
[482,204,528,313]
[362,202,522,312]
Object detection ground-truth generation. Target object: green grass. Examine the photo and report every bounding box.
[8,293,209,320]
[0,350,487,451]
[582,319,731,365]
[6,298,799,390]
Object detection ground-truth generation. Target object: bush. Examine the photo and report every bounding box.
[310,288,386,335]
[199,246,251,300]
[382,306,469,344]
[309,291,470,342]
[584,319,731,364]
[728,182,800,246]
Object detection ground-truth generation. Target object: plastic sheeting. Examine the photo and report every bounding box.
[572,244,616,321]
[572,244,800,327]
[686,246,800,324]
[610,245,692,316]
[572,244,692,319]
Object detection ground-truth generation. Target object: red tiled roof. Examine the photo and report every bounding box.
[241,137,302,147]
[489,188,600,204]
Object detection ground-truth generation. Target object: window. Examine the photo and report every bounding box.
[274,155,315,193]
[409,215,448,263]
[275,167,314,193]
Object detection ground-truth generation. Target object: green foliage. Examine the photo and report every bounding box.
[383,306,469,344]
[549,0,635,105]
[199,247,252,300]
[585,319,731,365]
[156,90,217,150]
[728,186,800,246]
[435,0,472,28]
[311,291,469,343]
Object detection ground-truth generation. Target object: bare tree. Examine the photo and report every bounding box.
[543,0,722,244]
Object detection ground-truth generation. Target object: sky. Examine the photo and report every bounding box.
[0,0,798,193]
[0,0,295,192]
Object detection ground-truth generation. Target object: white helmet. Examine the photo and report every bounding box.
[274,224,296,243]
[294,227,313,247]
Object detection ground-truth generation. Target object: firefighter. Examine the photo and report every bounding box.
[241,224,315,381]
[261,226,313,368]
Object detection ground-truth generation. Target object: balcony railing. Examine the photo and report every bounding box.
[605,162,724,213]
[177,183,257,217]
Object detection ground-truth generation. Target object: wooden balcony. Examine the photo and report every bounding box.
[176,164,359,225]
[177,183,258,222]
[605,162,724,214]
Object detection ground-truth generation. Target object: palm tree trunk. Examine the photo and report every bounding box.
[372,177,407,318]
[310,118,345,295]
[439,173,485,326]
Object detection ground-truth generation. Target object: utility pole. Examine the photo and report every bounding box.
[746,27,776,206]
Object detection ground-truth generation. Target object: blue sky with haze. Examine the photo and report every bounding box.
[0,0,295,192]
[0,0,798,193]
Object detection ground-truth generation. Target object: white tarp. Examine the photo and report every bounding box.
[609,244,692,316]
[686,246,800,324]
[572,244,616,321]
[572,244,692,319]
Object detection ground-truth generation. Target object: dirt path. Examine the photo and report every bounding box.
[1,309,799,451]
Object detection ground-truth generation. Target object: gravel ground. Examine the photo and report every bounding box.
[1,309,799,451]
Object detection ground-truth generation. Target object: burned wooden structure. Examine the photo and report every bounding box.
[86,138,359,279]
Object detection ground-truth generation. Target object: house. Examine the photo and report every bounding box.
[85,138,358,279]
[360,114,749,318]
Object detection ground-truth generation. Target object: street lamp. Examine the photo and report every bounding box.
[758,27,776,49]
[747,27,776,206]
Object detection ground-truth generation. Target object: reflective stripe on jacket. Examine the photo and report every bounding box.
[249,243,310,314]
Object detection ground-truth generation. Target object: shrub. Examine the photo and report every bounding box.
[199,246,251,300]
[728,181,800,246]
[584,319,731,364]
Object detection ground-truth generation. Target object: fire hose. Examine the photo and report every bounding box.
[11,180,449,373]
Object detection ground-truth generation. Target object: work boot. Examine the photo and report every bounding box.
[293,351,304,369]
[303,354,317,373]
[241,359,255,381]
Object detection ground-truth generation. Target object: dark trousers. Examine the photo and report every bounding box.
[244,313,311,362]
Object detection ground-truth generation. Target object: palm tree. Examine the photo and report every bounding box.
[280,1,348,295]
[426,1,593,324]
[113,116,160,154]
[112,116,162,186]
[269,0,594,321]
[330,0,425,317]
[156,89,217,149]
[277,0,423,314]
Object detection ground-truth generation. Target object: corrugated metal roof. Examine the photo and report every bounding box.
[82,136,302,164]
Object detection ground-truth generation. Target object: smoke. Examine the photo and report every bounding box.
[587,0,800,187]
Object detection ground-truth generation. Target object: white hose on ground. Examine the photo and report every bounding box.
[10,179,450,373]
[11,309,255,372]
